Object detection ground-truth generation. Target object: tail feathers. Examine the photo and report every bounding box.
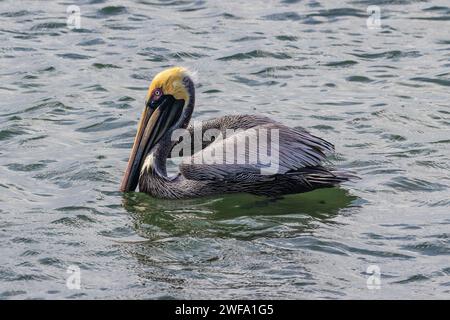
[290,166,358,188]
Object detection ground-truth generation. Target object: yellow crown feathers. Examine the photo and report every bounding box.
[146,67,192,103]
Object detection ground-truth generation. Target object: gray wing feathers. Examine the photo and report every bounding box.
[180,115,335,181]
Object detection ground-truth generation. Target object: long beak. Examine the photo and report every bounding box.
[120,95,184,192]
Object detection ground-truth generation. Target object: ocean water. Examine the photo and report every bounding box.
[0,0,449,299]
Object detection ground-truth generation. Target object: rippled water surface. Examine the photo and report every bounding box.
[1,0,450,299]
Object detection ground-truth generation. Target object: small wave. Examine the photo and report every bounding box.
[0,128,27,141]
[263,12,302,21]
[231,36,266,42]
[30,22,67,31]
[402,240,450,256]
[218,50,291,61]
[231,75,280,87]
[51,215,97,227]
[168,51,208,60]
[346,75,374,83]
[411,16,450,21]
[0,290,26,298]
[56,53,92,60]
[393,274,430,284]
[6,162,47,172]
[275,35,298,41]
[76,118,135,133]
[97,6,128,17]
[350,50,421,60]
[92,63,121,69]
[410,77,450,87]
[385,177,448,192]
[324,60,358,67]
[307,8,366,19]
[0,10,32,17]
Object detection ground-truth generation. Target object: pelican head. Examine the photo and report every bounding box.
[120,67,195,192]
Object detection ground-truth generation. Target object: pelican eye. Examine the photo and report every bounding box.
[146,88,163,109]
[153,88,162,98]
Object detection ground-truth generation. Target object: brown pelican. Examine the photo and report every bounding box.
[120,67,353,199]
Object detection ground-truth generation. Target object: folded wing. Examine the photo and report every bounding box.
[179,115,335,181]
